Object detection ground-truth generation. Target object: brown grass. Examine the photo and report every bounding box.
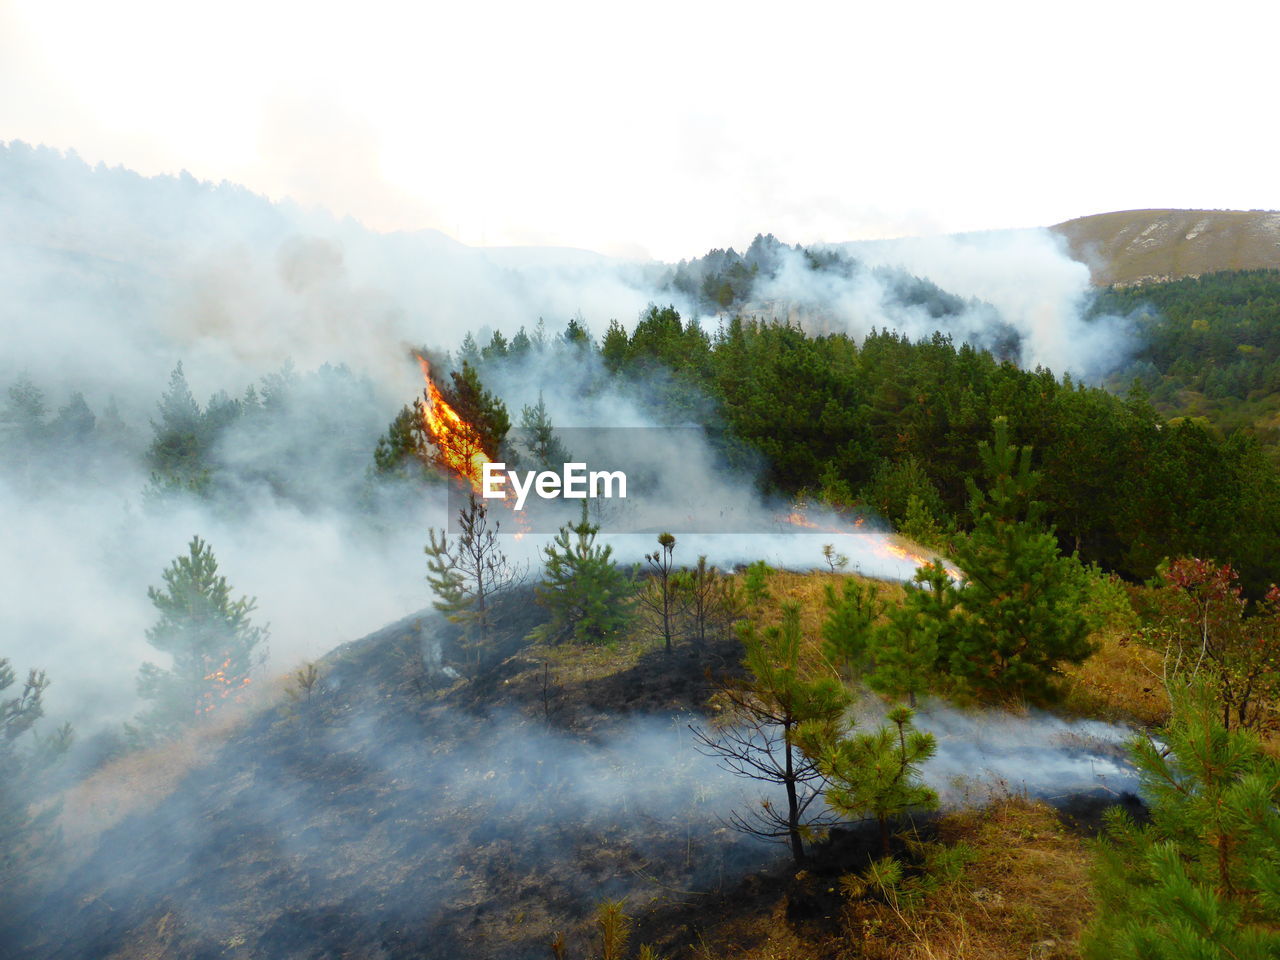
[49,686,280,851]
[532,633,665,686]
[740,569,906,666]
[669,797,1095,960]
[1059,629,1170,729]
[903,797,1094,960]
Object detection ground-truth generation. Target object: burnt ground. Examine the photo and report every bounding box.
[4,591,1146,960]
[3,591,772,960]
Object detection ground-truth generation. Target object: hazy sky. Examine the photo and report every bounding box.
[1,0,1274,260]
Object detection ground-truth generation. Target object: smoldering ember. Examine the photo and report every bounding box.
[3,52,1280,960]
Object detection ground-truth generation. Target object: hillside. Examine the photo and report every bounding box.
[4,574,1151,960]
[1051,209,1280,286]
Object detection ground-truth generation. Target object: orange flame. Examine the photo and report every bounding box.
[197,656,252,715]
[415,353,491,492]
[412,353,527,539]
[782,508,961,580]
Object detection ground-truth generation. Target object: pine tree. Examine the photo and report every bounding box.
[0,659,71,902]
[938,418,1092,701]
[482,330,509,360]
[799,705,939,855]
[693,604,852,862]
[436,361,510,461]
[50,392,95,444]
[372,404,426,480]
[509,326,532,358]
[673,555,740,648]
[533,503,634,644]
[601,319,629,373]
[135,536,267,732]
[821,578,881,679]
[901,493,945,550]
[1,373,48,444]
[145,362,214,499]
[517,392,570,470]
[868,561,950,706]
[457,332,482,368]
[742,560,772,609]
[424,495,520,664]
[1082,682,1280,959]
[638,533,679,654]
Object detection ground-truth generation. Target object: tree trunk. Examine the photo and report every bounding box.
[784,736,805,863]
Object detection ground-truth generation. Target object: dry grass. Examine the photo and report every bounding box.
[672,797,1095,960]
[50,687,279,851]
[740,569,906,666]
[531,633,665,685]
[1059,629,1170,728]
[909,797,1095,959]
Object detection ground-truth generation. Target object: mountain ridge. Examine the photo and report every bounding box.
[1050,208,1280,287]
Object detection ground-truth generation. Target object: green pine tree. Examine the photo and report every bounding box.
[372,403,426,480]
[938,417,1092,701]
[147,362,205,479]
[424,495,519,664]
[867,561,951,706]
[742,560,772,609]
[799,705,939,855]
[533,503,634,644]
[693,604,852,862]
[517,392,570,470]
[134,536,267,734]
[1082,682,1280,959]
[821,578,881,679]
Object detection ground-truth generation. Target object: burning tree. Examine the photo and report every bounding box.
[416,357,510,487]
[693,604,851,863]
[425,494,522,664]
[372,355,511,488]
[134,535,267,734]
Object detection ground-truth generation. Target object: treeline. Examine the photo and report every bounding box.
[1097,269,1280,449]
[449,306,1280,596]
[656,233,1009,340]
[1,360,387,511]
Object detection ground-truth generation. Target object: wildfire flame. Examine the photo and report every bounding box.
[198,656,251,715]
[415,353,491,492]
[782,508,962,580]
[413,353,527,538]
[411,352,954,569]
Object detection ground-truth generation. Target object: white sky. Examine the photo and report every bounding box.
[1,0,1275,261]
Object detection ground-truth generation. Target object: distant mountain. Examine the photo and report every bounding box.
[1051,209,1280,287]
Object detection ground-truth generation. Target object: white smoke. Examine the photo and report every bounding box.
[751,229,1133,379]
[0,143,1122,735]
